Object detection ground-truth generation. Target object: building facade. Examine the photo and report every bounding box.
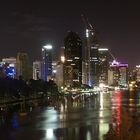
[42,45,52,81]
[33,61,42,80]
[98,48,109,85]
[108,60,128,87]
[64,31,82,88]
[55,62,64,88]
[84,23,100,86]
[2,57,16,78]
[16,52,31,80]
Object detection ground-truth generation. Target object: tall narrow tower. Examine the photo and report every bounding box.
[16,52,31,80]
[98,48,109,85]
[64,31,82,88]
[42,45,52,81]
[82,15,100,86]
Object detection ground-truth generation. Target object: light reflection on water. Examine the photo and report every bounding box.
[1,90,140,139]
[46,128,55,140]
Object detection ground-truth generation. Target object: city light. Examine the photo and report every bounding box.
[111,60,120,66]
[98,48,108,51]
[136,65,140,68]
[52,70,57,73]
[86,29,89,38]
[61,56,65,63]
[43,44,52,50]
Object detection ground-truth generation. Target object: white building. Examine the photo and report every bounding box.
[108,60,128,87]
[55,62,64,88]
[134,65,140,82]
[33,61,42,80]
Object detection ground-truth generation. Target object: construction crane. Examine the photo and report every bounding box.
[81,14,94,29]
[108,50,117,62]
[81,14,95,38]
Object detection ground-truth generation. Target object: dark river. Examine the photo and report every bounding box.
[1,89,140,140]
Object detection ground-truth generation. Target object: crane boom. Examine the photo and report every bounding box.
[109,51,116,60]
[81,14,98,86]
[81,14,94,30]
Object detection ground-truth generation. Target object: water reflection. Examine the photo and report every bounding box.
[46,128,55,139]
[11,113,20,129]
[1,90,140,139]
[104,89,140,140]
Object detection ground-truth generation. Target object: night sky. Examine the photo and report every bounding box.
[0,0,140,69]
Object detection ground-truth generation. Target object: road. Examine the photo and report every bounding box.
[0,89,140,140]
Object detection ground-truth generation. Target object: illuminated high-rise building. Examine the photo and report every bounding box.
[84,30,100,86]
[16,52,32,80]
[51,61,57,82]
[82,15,100,86]
[98,48,109,85]
[89,43,99,86]
[54,46,65,88]
[82,61,88,85]
[55,62,64,88]
[108,60,128,87]
[2,57,16,65]
[42,45,52,81]
[132,65,140,82]
[64,31,82,87]
[2,57,16,78]
[118,64,128,87]
[33,61,42,80]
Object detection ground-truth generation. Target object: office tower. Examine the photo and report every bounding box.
[132,65,140,82]
[54,46,65,88]
[0,62,5,77]
[51,61,57,82]
[85,29,100,86]
[82,61,88,85]
[42,45,52,81]
[98,48,109,85]
[118,64,128,87]
[108,60,128,87]
[64,31,82,88]
[89,43,99,86]
[60,46,65,61]
[2,57,16,78]
[55,62,64,88]
[82,15,100,86]
[33,61,42,80]
[2,57,16,64]
[16,52,31,80]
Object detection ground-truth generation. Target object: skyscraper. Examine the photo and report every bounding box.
[55,62,64,88]
[16,52,32,80]
[85,29,100,86]
[98,48,109,85]
[108,60,128,87]
[82,15,100,86]
[42,45,52,81]
[64,31,82,88]
[89,43,99,86]
[33,61,42,80]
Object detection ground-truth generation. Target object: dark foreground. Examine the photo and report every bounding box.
[0,90,140,140]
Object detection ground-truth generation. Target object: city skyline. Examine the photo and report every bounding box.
[0,0,140,69]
